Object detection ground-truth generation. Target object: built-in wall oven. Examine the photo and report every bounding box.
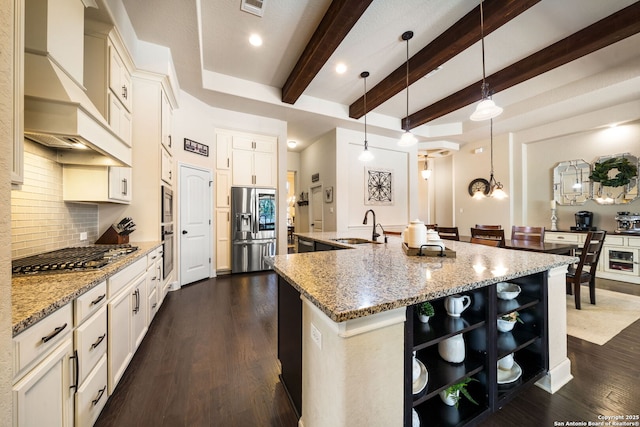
[161,186,173,224]
[161,224,174,280]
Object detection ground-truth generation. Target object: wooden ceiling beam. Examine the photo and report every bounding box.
[348,0,540,119]
[281,0,373,105]
[403,1,640,130]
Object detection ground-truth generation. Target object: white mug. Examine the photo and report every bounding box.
[444,294,471,317]
[498,353,514,371]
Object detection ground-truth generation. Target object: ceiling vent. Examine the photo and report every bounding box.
[241,0,265,17]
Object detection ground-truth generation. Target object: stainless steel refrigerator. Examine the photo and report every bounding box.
[231,186,277,273]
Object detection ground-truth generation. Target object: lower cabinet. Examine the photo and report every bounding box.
[75,355,108,427]
[13,338,75,427]
[107,272,147,394]
[406,272,548,426]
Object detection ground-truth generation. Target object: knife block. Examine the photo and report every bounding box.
[96,225,129,244]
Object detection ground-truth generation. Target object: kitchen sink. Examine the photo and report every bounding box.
[331,238,379,245]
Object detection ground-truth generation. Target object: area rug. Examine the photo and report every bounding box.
[566,289,640,345]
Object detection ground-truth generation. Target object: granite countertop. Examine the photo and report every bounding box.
[268,231,577,323]
[12,241,161,337]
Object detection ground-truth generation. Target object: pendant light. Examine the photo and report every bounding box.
[470,0,503,122]
[488,119,508,199]
[421,155,432,180]
[358,71,374,162]
[398,31,417,147]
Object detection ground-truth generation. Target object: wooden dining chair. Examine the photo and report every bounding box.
[435,226,459,241]
[470,227,505,246]
[475,224,502,230]
[566,230,606,309]
[470,237,503,247]
[511,225,545,243]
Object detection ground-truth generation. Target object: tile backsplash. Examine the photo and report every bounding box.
[11,142,98,259]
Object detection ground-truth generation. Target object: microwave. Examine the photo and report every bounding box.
[161,185,173,223]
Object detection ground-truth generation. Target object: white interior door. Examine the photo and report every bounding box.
[179,165,212,286]
[310,185,323,232]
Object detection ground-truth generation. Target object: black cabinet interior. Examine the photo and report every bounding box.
[277,277,302,417]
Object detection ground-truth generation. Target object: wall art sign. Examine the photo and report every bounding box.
[365,167,393,205]
[184,138,209,157]
[311,173,320,182]
[324,187,333,203]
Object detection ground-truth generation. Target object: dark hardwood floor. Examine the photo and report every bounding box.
[95,274,640,427]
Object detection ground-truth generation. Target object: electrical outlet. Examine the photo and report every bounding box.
[310,323,322,349]
[80,232,87,241]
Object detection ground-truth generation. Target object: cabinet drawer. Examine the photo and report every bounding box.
[13,304,73,375]
[545,233,580,243]
[75,306,107,385]
[605,235,625,246]
[147,247,160,266]
[76,355,108,427]
[108,257,147,298]
[75,281,107,325]
[148,288,158,323]
[627,237,640,248]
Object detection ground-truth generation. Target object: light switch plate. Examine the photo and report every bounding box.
[80,232,87,241]
[310,323,322,349]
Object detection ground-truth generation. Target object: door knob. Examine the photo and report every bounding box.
[182,230,188,234]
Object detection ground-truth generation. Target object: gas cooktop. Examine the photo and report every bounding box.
[12,244,138,275]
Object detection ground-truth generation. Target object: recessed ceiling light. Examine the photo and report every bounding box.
[335,63,347,74]
[249,34,263,47]
[287,140,297,149]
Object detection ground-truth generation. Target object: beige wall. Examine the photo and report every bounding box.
[525,121,640,232]
[2,0,14,422]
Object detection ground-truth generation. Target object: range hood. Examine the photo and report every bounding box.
[23,0,131,167]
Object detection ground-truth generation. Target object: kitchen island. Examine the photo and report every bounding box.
[267,232,577,427]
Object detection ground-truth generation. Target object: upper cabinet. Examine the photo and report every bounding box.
[231,134,277,187]
[84,24,134,146]
[63,165,132,204]
[161,90,173,153]
[11,0,25,187]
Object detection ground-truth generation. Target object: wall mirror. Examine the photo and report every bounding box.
[553,159,591,205]
[591,153,638,205]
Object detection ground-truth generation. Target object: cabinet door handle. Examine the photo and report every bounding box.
[169,170,172,180]
[122,178,128,196]
[69,350,79,391]
[122,85,128,99]
[227,158,230,168]
[92,386,107,406]
[42,323,67,343]
[133,289,139,314]
[152,303,157,309]
[227,195,230,205]
[90,294,106,306]
[168,134,172,148]
[91,334,106,350]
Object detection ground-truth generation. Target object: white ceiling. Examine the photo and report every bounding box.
[118,0,640,152]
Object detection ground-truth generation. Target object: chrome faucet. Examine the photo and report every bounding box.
[362,209,380,242]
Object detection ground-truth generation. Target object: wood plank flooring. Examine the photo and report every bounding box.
[95,274,640,427]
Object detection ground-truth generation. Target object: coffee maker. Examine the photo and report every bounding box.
[571,211,595,231]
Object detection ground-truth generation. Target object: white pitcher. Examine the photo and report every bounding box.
[405,219,427,248]
[444,294,471,317]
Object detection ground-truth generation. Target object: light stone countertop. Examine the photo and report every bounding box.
[267,231,577,323]
[12,241,161,337]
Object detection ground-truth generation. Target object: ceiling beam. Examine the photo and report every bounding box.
[348,0,540,119]
[281,0,373,105]
[403,1,640,130]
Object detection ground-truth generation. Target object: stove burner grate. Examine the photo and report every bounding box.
[12,244,138,274]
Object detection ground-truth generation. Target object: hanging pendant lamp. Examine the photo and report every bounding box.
[488,119,508,199]
[470,0,503,122]
[398,31,417,147]
[421,155,432,180]
[358,71,374,162]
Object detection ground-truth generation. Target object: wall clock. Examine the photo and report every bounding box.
[468,178,490,196]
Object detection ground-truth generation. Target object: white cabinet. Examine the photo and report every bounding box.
[63,165,132,203]
[161,90,173,153]
[75,355,108,427]
[216,209,231,272]
[13,339,74,427]
[601,235,640,282]
[216,170,231,208]
[216,132,232,170]
[161,147,173,185]
[231,134,276,187]
[84,27,134,146]
[106,257,147,393]
[12,0,24,187]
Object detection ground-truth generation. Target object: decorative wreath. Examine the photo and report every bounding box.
[589,157,638,188]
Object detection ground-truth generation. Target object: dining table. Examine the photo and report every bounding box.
[459,236,578,255]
